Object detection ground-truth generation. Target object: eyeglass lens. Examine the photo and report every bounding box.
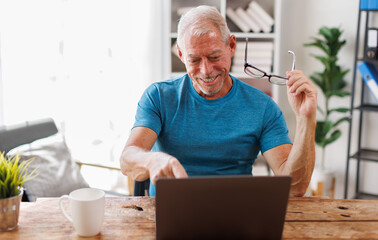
[244,66,265,78]
[269,76,287,85]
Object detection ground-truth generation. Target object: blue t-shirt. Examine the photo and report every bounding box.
[133,74,292,196]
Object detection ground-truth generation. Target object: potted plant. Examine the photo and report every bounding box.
[0,152,37,231]
[304,26,350,197]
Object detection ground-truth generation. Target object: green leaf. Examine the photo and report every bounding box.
[310,75,326,93]
[314,56,331,70]
[328,107,350,114]
[324,130,342,146]
[0,152,38,198]
[304,39,329,55]
[315,121,333,144]
[319,27,333,40]
[334,116,350,127]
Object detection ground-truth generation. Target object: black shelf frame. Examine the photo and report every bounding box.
[350,149,378,162]
[344,4,378,199]
[355,191,378,200]
[355,104,378,111]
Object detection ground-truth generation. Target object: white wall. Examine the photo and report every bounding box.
[0,35,3,125]
[278,0,378,198]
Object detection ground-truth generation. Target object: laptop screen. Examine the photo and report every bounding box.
[156,175,291,240]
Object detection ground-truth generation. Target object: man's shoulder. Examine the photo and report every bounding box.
[152,74,188,89]
[143,74,188,97]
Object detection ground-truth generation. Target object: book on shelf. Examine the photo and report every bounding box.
[235,7,261,33]
[235,41,274,51]
[231,64,271,74]
[369,0,378,9]
[248,1,274,29]
[246,7,271,33]
[357,62,378,101]
[235,50,273,60]
[366,28,378,60]
[226,1,274,34]
[232,46,272,74]
[233,58,272,67]
[360,0,368,9]
[360,0,378,10]
[226,8,250,33]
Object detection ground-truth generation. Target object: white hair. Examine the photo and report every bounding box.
[177,5,231,50]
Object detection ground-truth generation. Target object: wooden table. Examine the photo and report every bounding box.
[1,197,378,239]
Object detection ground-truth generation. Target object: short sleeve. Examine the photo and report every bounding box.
[133,84,162,135]
[260,99,292,153]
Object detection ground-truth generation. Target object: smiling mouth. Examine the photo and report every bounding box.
[198,75,220,85]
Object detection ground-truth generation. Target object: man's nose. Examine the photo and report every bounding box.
[199,58,213,75]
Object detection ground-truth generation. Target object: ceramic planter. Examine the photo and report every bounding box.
[0,188,23,231]
[309,168,336,198]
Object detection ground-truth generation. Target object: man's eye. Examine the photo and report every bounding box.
[209,56,220,61]
[189,59,200,63]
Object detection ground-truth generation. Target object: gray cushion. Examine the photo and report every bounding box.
[7,133,89,201]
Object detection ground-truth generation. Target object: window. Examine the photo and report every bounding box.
[0,0,163,193]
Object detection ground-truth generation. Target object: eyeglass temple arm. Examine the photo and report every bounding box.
[245,38,248,64]
[288,50,296,71]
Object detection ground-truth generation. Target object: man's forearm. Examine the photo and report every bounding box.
[285,117,316,196]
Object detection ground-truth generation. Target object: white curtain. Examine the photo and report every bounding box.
[0,0,163,164]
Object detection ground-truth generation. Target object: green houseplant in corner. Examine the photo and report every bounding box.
[304,26,350,197]
[0,152,37,231]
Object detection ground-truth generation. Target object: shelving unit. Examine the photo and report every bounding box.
[344,5,378,199]
[162,0,283,100]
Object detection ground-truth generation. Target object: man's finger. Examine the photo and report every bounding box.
[170,158,189,178]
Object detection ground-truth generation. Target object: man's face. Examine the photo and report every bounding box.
[178,28,236,99]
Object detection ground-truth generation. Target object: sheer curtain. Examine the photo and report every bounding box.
[0,0,163,192]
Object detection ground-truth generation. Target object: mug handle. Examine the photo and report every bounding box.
[59,195,73,223]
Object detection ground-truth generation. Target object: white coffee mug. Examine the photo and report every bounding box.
[59,188,105,237]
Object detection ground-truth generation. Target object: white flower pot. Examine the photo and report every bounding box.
[309,168,336,198]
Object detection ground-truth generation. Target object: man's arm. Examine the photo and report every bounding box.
[264,70,317,196]
[119,126,188,185]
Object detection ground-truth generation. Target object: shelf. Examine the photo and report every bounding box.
[355,192,378,200]
[345,6,378,199]
[355,104,378,111]
[357,58,378,64]
[169,32,276,39]
[350,149,378,162]
[361,9,378,12]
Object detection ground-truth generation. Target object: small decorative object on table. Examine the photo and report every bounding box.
[0,152,37,231]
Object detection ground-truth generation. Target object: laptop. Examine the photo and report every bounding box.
[155,175,291,240]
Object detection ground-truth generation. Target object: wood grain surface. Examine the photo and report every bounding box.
[1,197,378,239]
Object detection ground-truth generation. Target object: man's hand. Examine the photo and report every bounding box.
[148,153,188,185]
[286,70,317,119]
[120,127,188,185]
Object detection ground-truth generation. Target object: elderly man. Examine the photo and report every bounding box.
[120,5,317,196]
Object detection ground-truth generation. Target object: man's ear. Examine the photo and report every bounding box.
[229,35,236,57]
[177,44,185,63]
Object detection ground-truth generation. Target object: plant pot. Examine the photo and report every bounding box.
[309,168,336,198]
[0,188,23,231]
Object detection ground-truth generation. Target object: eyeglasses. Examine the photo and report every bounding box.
[243,38,296,85]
